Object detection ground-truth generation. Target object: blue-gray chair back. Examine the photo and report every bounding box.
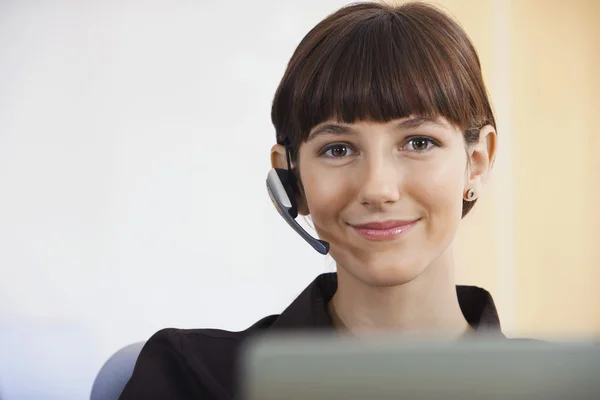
[90,342,145,400]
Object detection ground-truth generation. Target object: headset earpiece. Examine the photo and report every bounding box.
[266,139,329,255]
[274,168,298,218]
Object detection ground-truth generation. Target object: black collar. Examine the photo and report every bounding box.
[270,273,504,336]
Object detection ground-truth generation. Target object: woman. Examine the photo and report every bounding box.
[120,1,500,398]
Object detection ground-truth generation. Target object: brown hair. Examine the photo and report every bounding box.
[271,1,496,217]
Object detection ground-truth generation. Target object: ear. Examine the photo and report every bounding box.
[465,125,497,194]
[270,144,309,216]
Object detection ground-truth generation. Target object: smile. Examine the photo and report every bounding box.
[350,219,419,241]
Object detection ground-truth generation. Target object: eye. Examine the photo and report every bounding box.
[402,137,439,152]
[321,143,357,158]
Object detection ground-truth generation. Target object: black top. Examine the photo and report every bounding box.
[119,273,505,400]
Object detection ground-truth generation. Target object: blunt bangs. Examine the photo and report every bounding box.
[271,2,496,156]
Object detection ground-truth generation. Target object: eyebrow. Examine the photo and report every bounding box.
[306,116,447,141]
[393,116,447,131]
[307,124,355,141]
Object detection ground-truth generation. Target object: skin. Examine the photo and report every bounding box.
[271,116,497,338]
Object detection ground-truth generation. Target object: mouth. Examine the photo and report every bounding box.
[349,219,420,241]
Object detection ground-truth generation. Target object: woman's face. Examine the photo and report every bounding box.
[294,117,492,287]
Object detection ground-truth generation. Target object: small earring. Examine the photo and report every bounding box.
[465,188,477,201]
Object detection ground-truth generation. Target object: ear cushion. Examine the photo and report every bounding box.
[275,168,298,218]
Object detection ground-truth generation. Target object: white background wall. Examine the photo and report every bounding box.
[0,1,349,398]
[3,0,598,399]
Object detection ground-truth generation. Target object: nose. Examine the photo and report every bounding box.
[357,154,402,208]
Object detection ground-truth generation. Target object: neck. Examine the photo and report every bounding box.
[328,247,471,339]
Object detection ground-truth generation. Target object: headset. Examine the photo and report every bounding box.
[266,139,330,255]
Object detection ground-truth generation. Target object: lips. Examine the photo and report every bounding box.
[351,219,419,241]
[352,220,417,230]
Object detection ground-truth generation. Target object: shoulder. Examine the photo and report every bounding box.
[120,315,278,399]
[146,326,245,353]
[141,326,248,375]
[146,312,280,354]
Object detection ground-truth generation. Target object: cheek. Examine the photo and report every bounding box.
[299,167,355,244]
[302,168,352,220]
[412,156,466,233]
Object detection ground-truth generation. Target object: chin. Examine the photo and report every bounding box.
[344,253,429,288]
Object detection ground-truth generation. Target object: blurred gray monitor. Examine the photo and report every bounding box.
[240,334,600,400]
